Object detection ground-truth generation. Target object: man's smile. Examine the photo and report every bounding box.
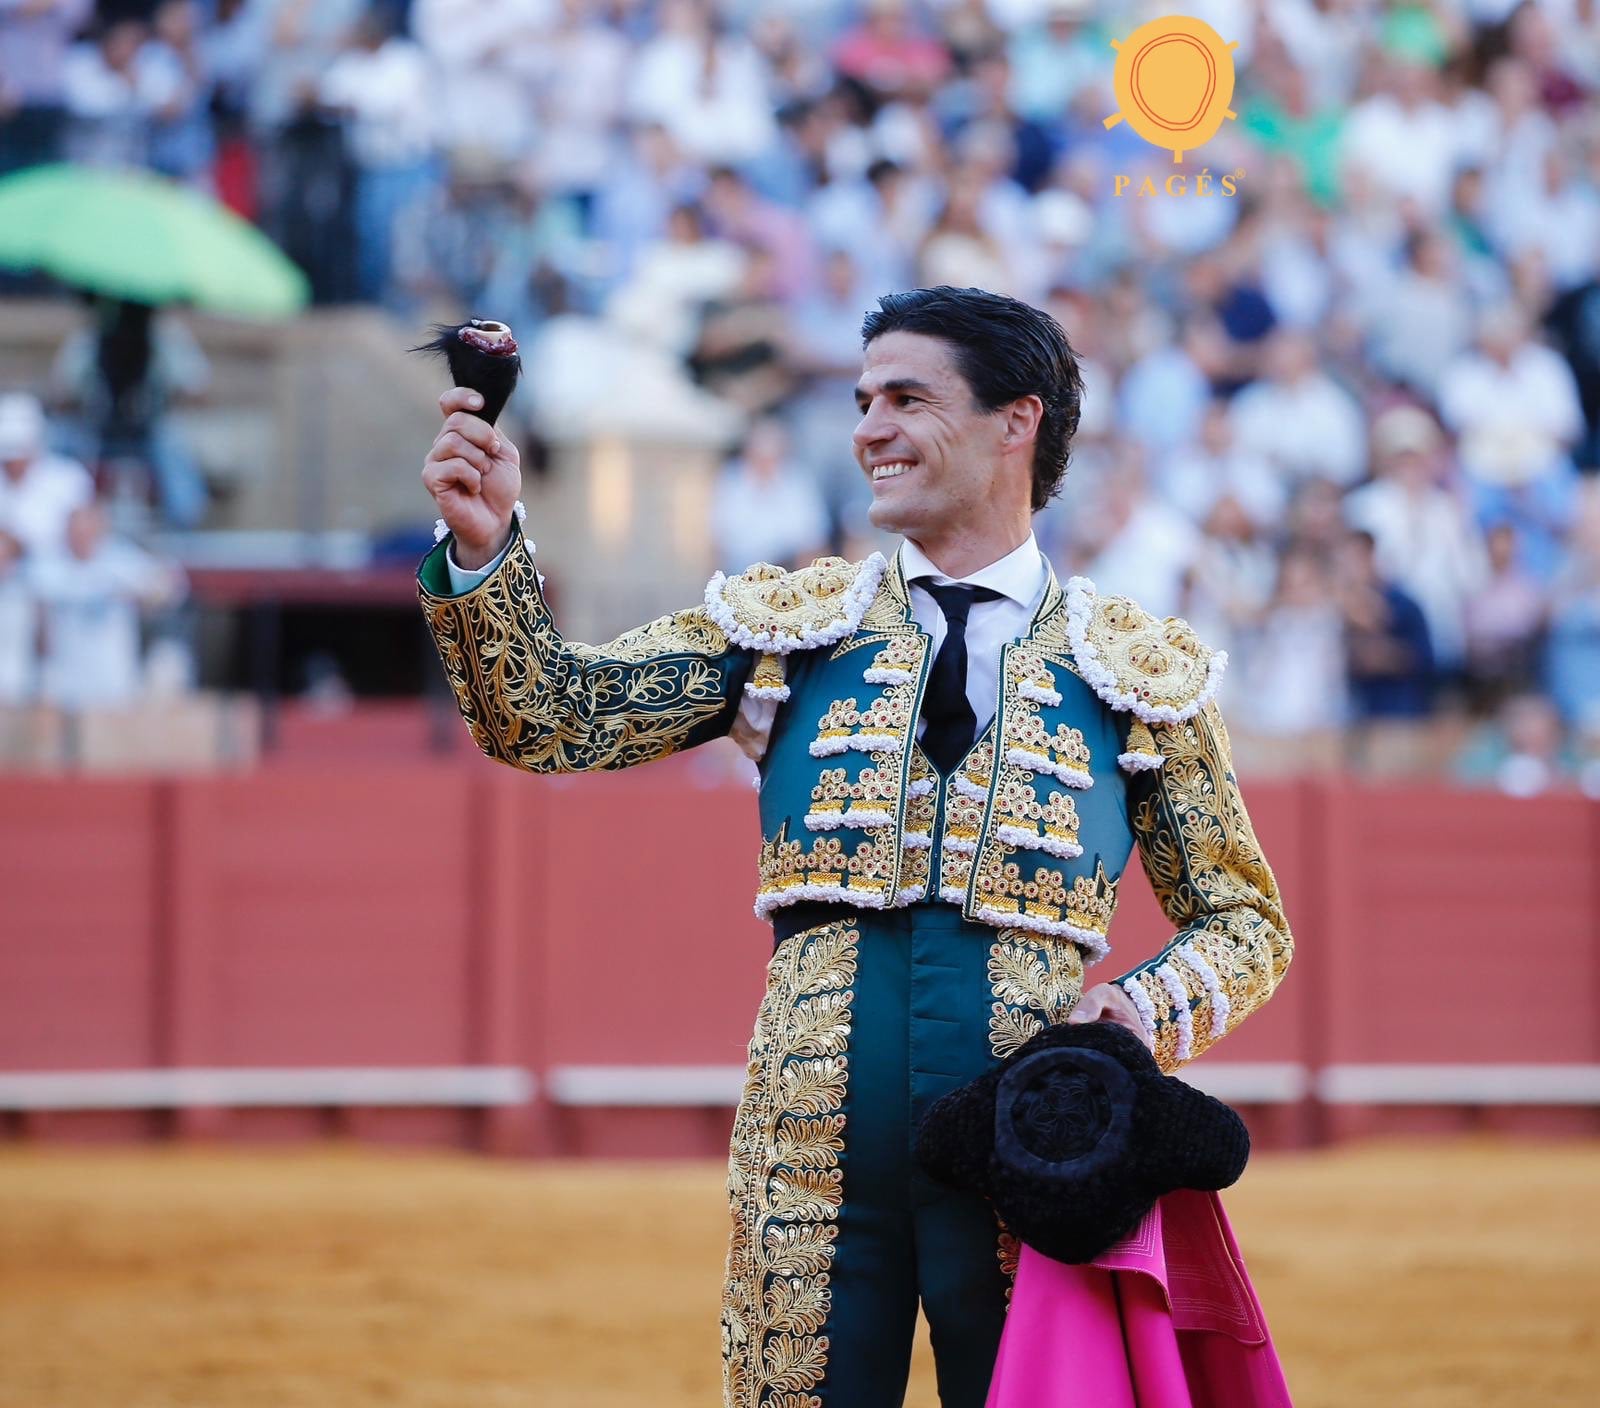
[871,461,918,482]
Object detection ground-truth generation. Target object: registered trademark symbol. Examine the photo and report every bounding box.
[1234,168,1246,181]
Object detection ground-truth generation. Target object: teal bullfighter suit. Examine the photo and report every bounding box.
[418,525,1293,1408]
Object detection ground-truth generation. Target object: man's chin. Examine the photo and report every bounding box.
[865,493,920,536]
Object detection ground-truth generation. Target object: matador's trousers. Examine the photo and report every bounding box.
[721,900,1084,1408]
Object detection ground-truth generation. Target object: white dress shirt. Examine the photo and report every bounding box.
[445,531,1051,764]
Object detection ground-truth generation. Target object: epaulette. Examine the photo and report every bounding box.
[704,552,887,656]
[1062,576,1227,770]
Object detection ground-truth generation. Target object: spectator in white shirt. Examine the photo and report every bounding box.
[1072,451,1201,619]
[629,1,778,164]
[1340,56,1462,216]
[710,417,829,573]
[1344,404,1490,670]
[61,17,157,167]
[0,393,94,561]
[30,501,186,711]
[1231,544,1349,736]
[1363,227,1475,402]
[319,9,437,304]
[1229,329,1368,489]
[1438,305,1585,491]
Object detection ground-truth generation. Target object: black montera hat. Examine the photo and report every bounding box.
[914,1020,1250,1264]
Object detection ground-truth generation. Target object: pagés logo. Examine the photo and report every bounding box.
[1103,14,1239,165]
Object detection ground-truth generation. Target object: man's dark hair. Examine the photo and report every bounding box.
[860,286,1085,512]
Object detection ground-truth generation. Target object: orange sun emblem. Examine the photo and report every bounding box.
[1103,14,1239,165]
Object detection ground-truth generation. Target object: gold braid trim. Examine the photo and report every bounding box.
[723,921,858,1407]
[1115,700,1293,1074]
[419,539,747,772]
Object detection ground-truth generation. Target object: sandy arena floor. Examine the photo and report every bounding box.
[0,1138,1595,1408]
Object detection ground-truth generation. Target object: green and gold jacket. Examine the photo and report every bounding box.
[418,532,1292,1074]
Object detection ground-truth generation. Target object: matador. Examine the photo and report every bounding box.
[417,287,1294,1407]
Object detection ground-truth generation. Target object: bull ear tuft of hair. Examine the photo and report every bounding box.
[409,321,522,428]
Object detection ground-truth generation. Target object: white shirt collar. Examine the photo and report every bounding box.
[899,530,1047,609]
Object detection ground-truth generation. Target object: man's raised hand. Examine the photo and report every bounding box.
[422,387,522,570]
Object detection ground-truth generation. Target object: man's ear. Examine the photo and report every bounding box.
[1001,394,1044,452]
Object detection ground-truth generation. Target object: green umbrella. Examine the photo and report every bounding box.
[0,163,309,318]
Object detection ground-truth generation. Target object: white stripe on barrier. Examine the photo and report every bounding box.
[7,1063,1596,1113]
[1316,1064,1600,1106]
[546,1065,749,1107]
[548,1062,1316,1106]
[1178,1063,1310,1103]
[0,1067,533,1110]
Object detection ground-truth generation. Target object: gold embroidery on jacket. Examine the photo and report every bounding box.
[939,731,996,901]
[948,642,1130,956]
[420,544,739,772]
[1121,702,1293,1073]
[896,745,937,899]
[756,820,898,916]
[986,930,1085,1061]
[723,921,858,1407]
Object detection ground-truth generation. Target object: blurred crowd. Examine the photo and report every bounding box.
[2,0,1599,787]
[0,391,188,713]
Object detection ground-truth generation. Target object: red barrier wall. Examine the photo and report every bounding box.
[3,750,1597,1153]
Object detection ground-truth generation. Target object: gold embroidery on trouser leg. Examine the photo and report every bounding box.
[986,927,1083,1301]
[723,922,858,1407]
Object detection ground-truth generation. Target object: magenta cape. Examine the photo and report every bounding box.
[985,1189,1293,1408]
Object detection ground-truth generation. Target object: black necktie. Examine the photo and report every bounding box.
[919,581,1004,774]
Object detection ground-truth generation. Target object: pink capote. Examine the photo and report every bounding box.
[985,1189,1293,1408]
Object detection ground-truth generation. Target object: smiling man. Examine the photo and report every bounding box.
[417,286,1293,1408]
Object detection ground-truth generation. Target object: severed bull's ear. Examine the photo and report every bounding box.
[411,319,522,428]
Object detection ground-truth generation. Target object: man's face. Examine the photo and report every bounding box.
[852,331,1013,539]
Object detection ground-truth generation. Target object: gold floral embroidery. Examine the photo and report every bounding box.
[709,554,884,648]
[806,763,901,828]
[895,745,937,899]
[1068,583,1221,721]
[955,640,1132,961]
[1119,702,1292,1073]
[986,930,1085,1062]
[723,921,858,1408]
[989,771,1083,859]
[862,635,923,681]
[939,730,996,902]
[420,543,741,772]
[1004,712,1094,786]
[756,820,899,916]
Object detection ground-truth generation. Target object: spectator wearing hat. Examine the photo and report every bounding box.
[1345,404,1489,674]
[0,393,94,561]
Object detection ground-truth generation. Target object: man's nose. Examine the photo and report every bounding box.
[852,401,894,451]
